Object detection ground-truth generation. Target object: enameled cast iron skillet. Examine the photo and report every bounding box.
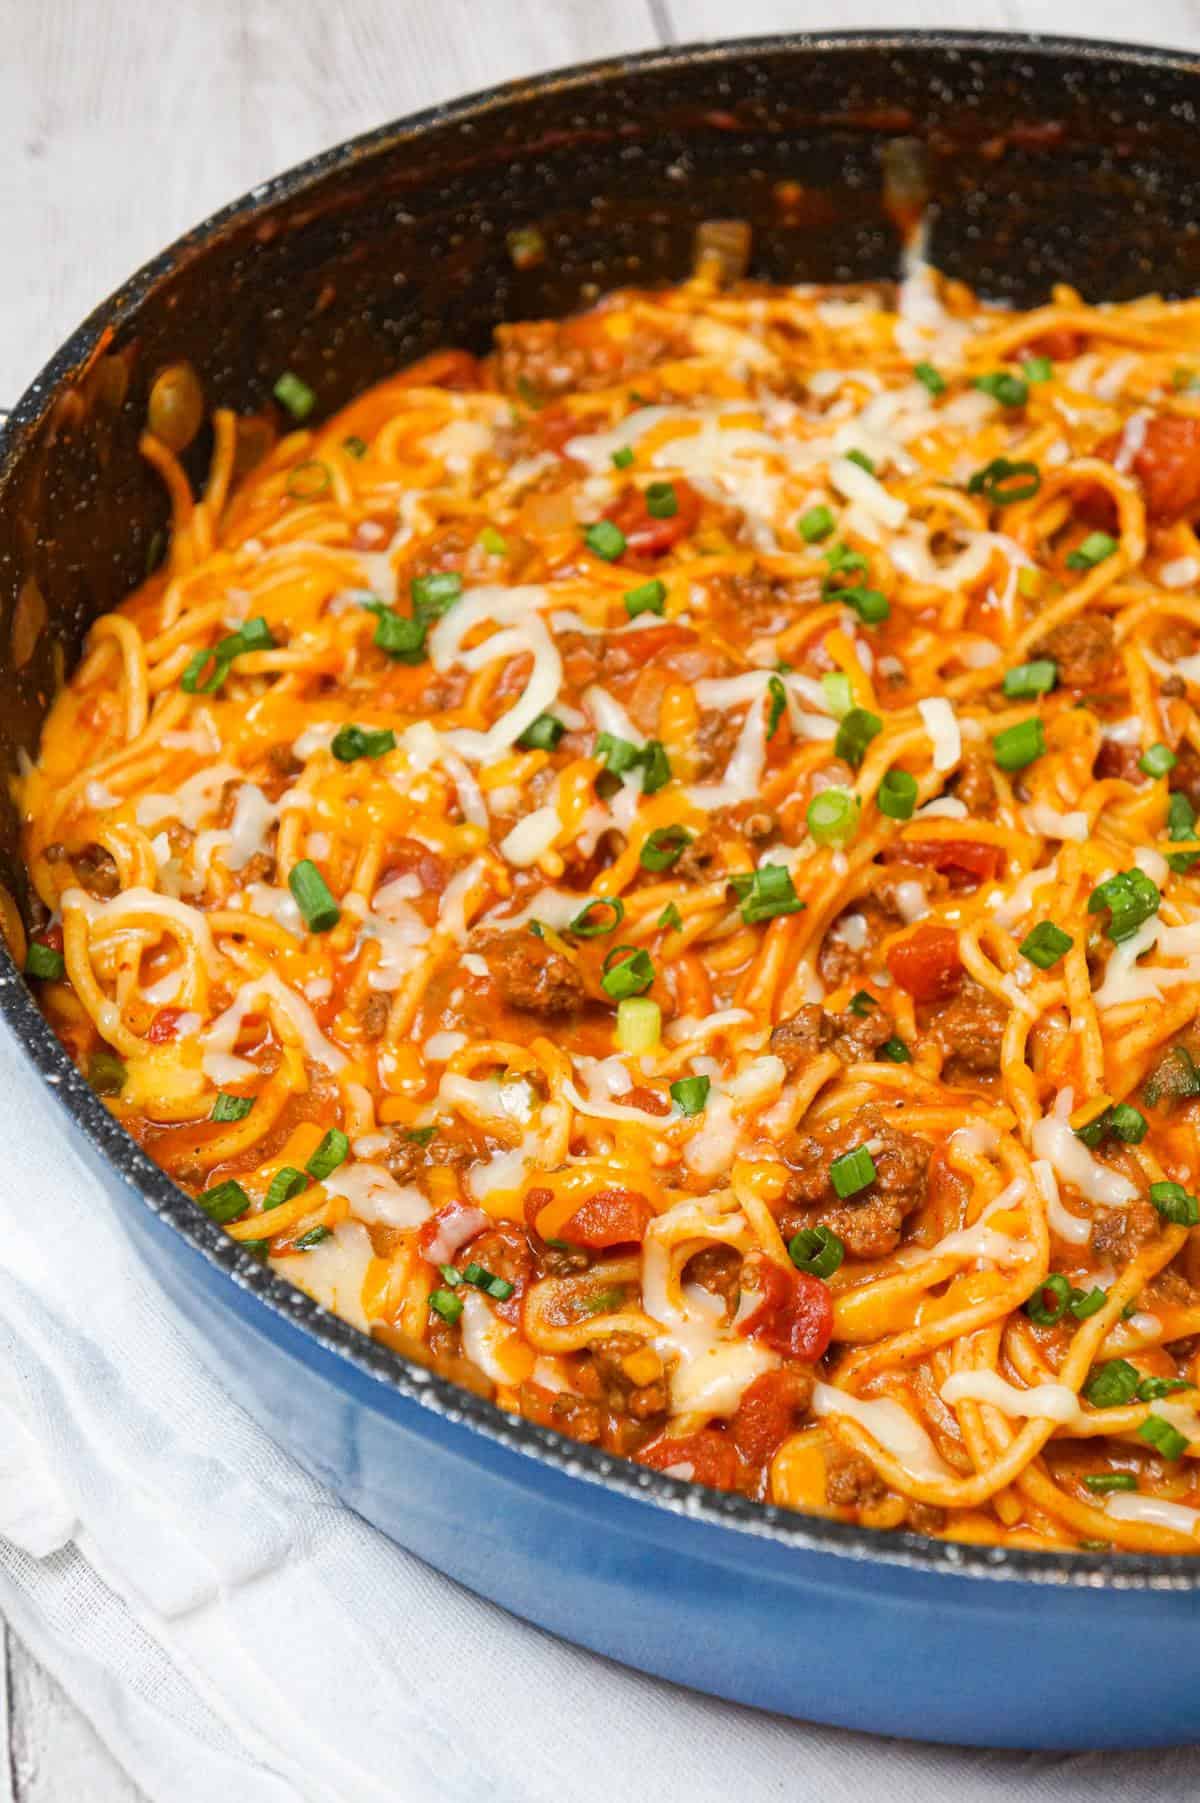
[3,32,1200,1750]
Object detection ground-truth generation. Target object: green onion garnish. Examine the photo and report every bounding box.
[600,946,655,1000]
[1148,1180,1200,1226]
[306,1128,350,1182]
[462,1261,516,1301]
[766,673,788,739]
[788,1224,844,1278]
[1087,868,1160,943]
[342,435,368,459]
[87,1049,127,1096]
[1084,1360,1140,1408]
[992,717,1045,771]
[331,724,396,762]
[1066,531,1118,571]
[1137,1375,1190,1400]
[624,578,667,619]
[25,942,65,981]
[584,521,626,561]
[821,672,853,717]
[830,1145,877,1199]
[294,1225,332,1250]
[196,1179,251,1224]
[1139,743,1177,779]
[1166,790,1200,874]
[640,826,692,872]
[595,732,642,776]
[568,896,625,938]
[839,586,890,625]
[516,713,566,752]
[285,460,330,501]
[967,457,1041,505]
[1069,1287,1107,1320]
[1023,355,1054,383]
[877,768,918,820]
[211,1093,255,1123]
[879,1036,912,1062]
[848,990,876,1017]
[181,616,277,694]
[1019,921,1073,969]
[364,605,427,664]
[1109,1102,1148,1143]
[429,1288,464,1324]
[974,371,1029,408]
[411,571,462,623]
[644,481,678,519]
[273,371,316,420]
[288,859,340,933]
[479,526,507,556]
[797,505,835,544]
[845,449,875,475]
[835,707,883,768]
[264,1167,308,1210]
[1003,660,1057,699]
[807,788,859,847]
[637,740,671,794]
[612,446,634,470]
[670,1075,711,1116]
[730,865,805,925]
[1026,1273,1072,1325]
[914,362,945,396]
[658,902,683,931]
[1138,1414,1189,1460]
[1084,1472,1137,1494]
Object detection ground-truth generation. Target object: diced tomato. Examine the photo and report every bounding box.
[31,925,64,953]
[378,836,446,896]
[558,1186,654,1248]
[604,479,703,558]
[886,924,963,1002]
[883,840,1005,889]
[735,1253,834,1361]
[637,1427,739,1490]
[624,1084,672,1118]
[730,1367,815,1467]
[540,407,604,456]
[1096,414,1200,523]
[146,1006,184,1043]
[1019,328,1084,361]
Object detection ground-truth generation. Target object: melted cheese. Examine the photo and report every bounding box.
[811,1383,951,1482]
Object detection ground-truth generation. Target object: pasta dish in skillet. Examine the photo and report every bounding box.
[21,233,1200,1552]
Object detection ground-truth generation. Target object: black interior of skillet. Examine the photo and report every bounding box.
[4,30,1200,915]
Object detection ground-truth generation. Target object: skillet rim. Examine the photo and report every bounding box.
[5,25,1200,1589]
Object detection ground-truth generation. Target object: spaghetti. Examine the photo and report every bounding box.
[20,251,1200,1552]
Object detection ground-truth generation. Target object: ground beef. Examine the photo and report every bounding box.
[267,744,304,781]
[492,317,682,401]
[360,993,391,1040]
[770,1002,892,1074]
[952,754,996,814]
[1095,738,1146,785]
[695,707,744,779]
[1092,1195,1160,1263]
[1029,615,1115,689]
[58,841,120,899]
[1172,741,1200,812]
[925,977,1007,1076]
[708,569,823,635]
[476,930,585,1017]
[825,1450,887,1509]
[817,900,890,987]
[675,829,724,883]
[780,1104,930,1259]
[683,1243,741,1310]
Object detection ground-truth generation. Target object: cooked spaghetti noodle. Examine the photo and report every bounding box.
[21,251,1200,1552]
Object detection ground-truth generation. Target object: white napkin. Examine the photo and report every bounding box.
[0,1019,1198,1803]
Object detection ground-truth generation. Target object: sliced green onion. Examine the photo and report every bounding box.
[516,712,566,752]
[830,1144,877,1199]
[294,1225,332,1250]
[479,526,507,556]
[616,997,662,1052]
[181,616,277,694]
[584,521,626,561]
[797,505,835,543]
[410,571,463,622]
[1066,531,1118,571]
[835,707,883,768]
[1068,1287,1107,1321]
[1139,742,1177,779]
[974,370,1028,408]
[638,740,672,794]
[611,446,634,470]
[644,481,677,519]
[914,362,945,396]
[807,788,859,847]
[1138,1414,1189,1460]
[1084,1472,1137,1494]
[658,902,683,931]
[992,717,1045,771]
[568,896,625,938]
[273,371,315,420]
[462,1261,516,1301]
[967,457,1041,505]
[821,672,854,718]
[1137,1375,1190,1401]
[1026,1272,1071,1325]
[331,724,396,762]
[839,586,890,625]
[196,1179,251,1224]
[342,435,368,459]
[595,732,643,776]
[600,946,655,999]
[211,1092,255,1123]
[1109,1102,1148,1143]
[1019,921,1073,969]
[366,606,427,663]
[264,1167,308,1210]
[730,865,805,925]
[1084,1359,1140,1408]
[766,673,788,739]
[1166,789,1200,874]
[1023,355,1054,383]
[824,541,868,580]
[624,578,667,619]
[1148,1179,1200,1226]
[1086,868,1160,943]
[285,460,330,501]
[405,1125,437,1148]
[306,1128,350,1182]
[848,990,876,1017]
[879,1036,912,1063]
[845,449,875,475]
[877,768,918,820]
[670,1075,711,1116]
[25,942,65,980]
[640,826,692,872]
[1144,1045,1200,1106]
[429,1288,464,1324]
[87,1049,127,1096]
[1003,660,1057,699]
[788,1224,844,1279]
[288,859,340,933]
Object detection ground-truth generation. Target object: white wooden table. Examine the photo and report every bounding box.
[5,0,1200,1792]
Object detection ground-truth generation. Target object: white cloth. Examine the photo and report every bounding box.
[0,1025,1198,1802]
